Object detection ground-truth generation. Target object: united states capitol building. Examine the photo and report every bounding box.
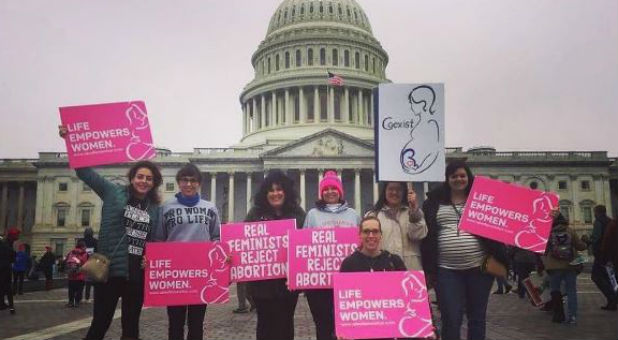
[1,0,616,255]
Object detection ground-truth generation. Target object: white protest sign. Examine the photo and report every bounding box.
[375,83,445,182]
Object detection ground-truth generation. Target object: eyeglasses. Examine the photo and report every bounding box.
[361,228,381,235]
[179,177,200,185]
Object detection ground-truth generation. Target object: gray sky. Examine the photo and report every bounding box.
[1,0,617,159]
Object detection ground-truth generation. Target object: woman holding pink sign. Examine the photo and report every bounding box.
[302,170,361,340]
[245,170,305,340]
[59,126,162,340]
[420,161,507,340]
[153,163,221,340]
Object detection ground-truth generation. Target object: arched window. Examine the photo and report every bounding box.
[580,199,596,224]
[285,51,290,69]
[332,49,338,66]
[355,52,360,69]
[310,3,314,13]
[262,59,265,75]
[344,50,350,67]
[338,5,342,16]
[372,57,376,74]
[54,202,70,227]
[320,48,326,65]
[329,4,333,14]
[268,57,271,73]
[319,3,323,14]
[559,199,573,222]
[301,5,305,15]
[275,54,280,71]
[364,55,369,71]
[296,49,301,66]
[308,48,314,66]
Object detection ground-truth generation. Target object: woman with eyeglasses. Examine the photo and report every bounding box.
[365,182,427,271]
[154,163,221,340]
[245,170,305,340]
[302,170,361,340]
[59,125,162,340]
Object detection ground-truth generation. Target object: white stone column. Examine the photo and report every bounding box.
[300,170,306,211]
[299,87,306,123]
[285,89,291,126]
[251,97,260,131]
[17,183,25,229]
[246,172,252,212]
[344,87,350,124]
[318,169,324,183]
[314,86,320,121]
[328,87,335,123]
[373,172,379,204]
[369,92,375,126]
[242,104,247,135]
[569,175,579,222]
[35,178,44,225]
[354,170,361,212]
[0,183,7,231]
[271,92,277,126]
[594,175,604,205]
[70,178,79,227]
[261,94,266,128]
[210,173,217,205]
[603,176,614,218]
[228,172,235,222]
[358,89,364,125]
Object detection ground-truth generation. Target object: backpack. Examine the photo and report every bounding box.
[65,253,82,275]
[549,230,574,261]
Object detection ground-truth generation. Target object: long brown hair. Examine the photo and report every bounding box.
[127,160,162,204]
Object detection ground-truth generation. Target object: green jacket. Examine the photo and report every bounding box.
[76,167,159,278]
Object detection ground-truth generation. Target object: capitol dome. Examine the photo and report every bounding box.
[238,0,389,147]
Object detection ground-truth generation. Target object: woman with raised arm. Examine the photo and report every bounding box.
[59,125,161,340]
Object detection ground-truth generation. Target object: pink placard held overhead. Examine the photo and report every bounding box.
[334,271,434,339]
[59,101,155,168]
[144,242,230,307]
[288,228,358,290]
[458,176,559,253]
[221,219,295,282]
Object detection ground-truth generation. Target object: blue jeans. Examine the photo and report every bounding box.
[436,267,494,340]
[548,269,578,318]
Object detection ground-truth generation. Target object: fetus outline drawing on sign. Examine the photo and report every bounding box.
[400,85,441,175]
[514,193,555,252]
[397,271,434,338]
[124,102,156,161]
[200,244,229,304]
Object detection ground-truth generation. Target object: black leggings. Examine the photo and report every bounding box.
[167,304,207,340]
[253,295,299,340]
[84,277,144,340]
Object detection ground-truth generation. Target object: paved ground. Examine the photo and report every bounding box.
[1,274,616,340]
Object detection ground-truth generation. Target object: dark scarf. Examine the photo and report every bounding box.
[176,192,200,207]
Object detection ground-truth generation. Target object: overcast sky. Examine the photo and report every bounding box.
[1,0,617,159]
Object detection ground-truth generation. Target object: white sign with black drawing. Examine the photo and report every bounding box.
[375,83,445,182]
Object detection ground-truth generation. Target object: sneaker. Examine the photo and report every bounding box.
[565,316,576,324]
[492,290,504,295]
[9,308,16,315]
[233,307,249,314]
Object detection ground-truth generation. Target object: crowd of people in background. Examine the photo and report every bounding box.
[0,125,615,340]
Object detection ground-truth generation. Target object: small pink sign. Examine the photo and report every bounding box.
[334,271,434,339]
[59,101,156,168]
[144,242,230,307]
[459,176,559,253]
[288,228,358,290]
[221,219,295,282]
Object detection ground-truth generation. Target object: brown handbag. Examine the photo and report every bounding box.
[80,234,125,283]
[481,255,507,278]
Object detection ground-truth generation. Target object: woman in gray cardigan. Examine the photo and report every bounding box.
[60,126,162,340]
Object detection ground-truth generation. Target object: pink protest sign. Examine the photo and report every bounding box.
[288,228,358,290]
[144,242,230,307]
[334,271,434,339]
[458,176,559,253]
[221,219,295,282]
[59,101,155,168]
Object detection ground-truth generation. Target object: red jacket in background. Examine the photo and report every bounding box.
[65,247,88,281]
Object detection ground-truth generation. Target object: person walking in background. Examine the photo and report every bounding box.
[82,227,98,303]
[543,213,588,324]
[65,241,88,307]
[154,163,221,340]
[421,161,508,340]
[303,170,361,340]
[245,170,305,340]
[512,247,542,299]
[39,246,55,291]
[365,181,427,271]
[590,205,616,311]
[12,244,28,295]
[0,233,16,314]
[599,217,617,311]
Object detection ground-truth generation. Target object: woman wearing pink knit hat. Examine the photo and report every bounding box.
[302,170,361,340]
